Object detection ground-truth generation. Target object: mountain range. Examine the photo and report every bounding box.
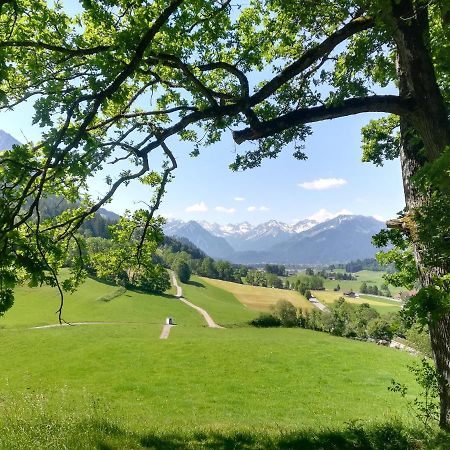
[0,129,385,265]
[163,215,386,265]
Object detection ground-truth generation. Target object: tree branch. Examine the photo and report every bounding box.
[233,95,416,144]
[249,15,374,106]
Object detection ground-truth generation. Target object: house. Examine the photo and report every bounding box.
[396,290,417,301]
[343,291,356,298]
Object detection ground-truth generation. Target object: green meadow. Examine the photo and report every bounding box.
[322,270,404,296]
[0,274,446,449]
[311,290,403,315]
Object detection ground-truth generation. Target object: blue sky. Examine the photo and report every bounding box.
[157,113,405,225]
[0,0,406,226]
[1,101,405,225]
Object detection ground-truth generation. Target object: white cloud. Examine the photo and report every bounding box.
[247,205,269,212]
[308,208,352,222]
[234,197,245,202]
[298,178,347,190]
[373,214,385,222]
[215,206,236,214]
[185,201,208,212]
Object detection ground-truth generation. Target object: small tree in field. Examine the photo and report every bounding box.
[174,260,191,284]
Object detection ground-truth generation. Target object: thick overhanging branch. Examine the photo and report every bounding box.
[233,95,416,144]
[248,15,374,107]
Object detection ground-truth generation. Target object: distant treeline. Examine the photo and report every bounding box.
[329,258,392,273]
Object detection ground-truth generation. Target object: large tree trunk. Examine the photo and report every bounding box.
[399,118,450,428]
[390,0,450,428]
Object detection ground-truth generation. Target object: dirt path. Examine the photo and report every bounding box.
[169,271,223,329]
[308,296,329,312]
[159,324,174,339]
[31,322,118,329]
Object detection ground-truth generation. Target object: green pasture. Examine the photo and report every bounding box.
[181,276,259,326]
[288,270,404,296]
[311,290,402,315]
[0,274,442,449]
[2,275,203,330]
[323,270,403,295]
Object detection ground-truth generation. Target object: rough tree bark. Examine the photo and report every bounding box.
[391,0,450,428]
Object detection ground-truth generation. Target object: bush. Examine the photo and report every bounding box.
[249,313,281,327]
[272,300,298,327]
[367,318,394,341]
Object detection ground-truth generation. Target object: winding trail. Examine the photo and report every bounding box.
[159,324,174,339]
[169,271,223,329]
[31,322,119,329]
[308,296,329,312]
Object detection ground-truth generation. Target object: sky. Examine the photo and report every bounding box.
[0,2,407,226]
[2,102,406,226]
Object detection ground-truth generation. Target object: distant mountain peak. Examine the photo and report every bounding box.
[0,129,22,151]
[163,215,386,264]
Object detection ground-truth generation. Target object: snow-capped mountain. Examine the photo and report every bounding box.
[292,219,318,233]
[194,219,319,252]
[260,215,385,264]
[164,215,385,264]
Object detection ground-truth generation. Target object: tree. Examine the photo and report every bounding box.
[174,260,191,284]
[198,258,218,279]
[0,0,448,427]
[88,213,170,293]
[360,282,368,294]
[271,300,298,327]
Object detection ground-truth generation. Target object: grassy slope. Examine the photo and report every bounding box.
[181,276,259,326]
[3,275,204,330]
[201,277,313,312]
[0,275,434,448]
[1,325,420,429]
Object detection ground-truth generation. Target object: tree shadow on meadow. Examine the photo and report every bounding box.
[135,423,449,450]
[2,417,449,450]
[184,280,205,288]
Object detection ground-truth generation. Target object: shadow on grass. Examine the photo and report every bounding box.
[185,280,205,288]
[2,417,449,450]
[138,424,449,450]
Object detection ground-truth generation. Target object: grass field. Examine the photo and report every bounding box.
[324,270,404,296]
[0,274,444,448]
[200,277,313,312]
[3,275,204,330]
[288,270,404,296]
[311,290,403,315]
[181,276,259,326]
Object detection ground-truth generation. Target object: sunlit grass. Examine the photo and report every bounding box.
[0,274,437,449]
[200,277,313,312]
